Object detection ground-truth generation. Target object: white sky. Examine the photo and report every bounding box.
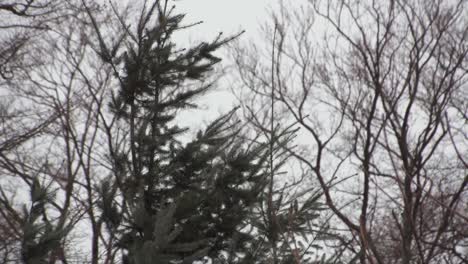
[176,0,271,37]
[171,0,274,129]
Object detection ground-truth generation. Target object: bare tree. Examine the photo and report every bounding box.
[232,0,468,263]
[0,0,70,80]
[0,1,117,262]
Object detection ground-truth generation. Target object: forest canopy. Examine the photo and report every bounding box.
[0,0,466,264]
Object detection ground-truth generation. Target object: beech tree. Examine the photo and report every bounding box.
[232,0,468,263]
[0,1,85,262]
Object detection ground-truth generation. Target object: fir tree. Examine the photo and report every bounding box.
[21,179,71,264]
[96,1,270,263]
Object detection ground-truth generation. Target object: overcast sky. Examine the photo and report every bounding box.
[176,0,271,37]
[168,0,274,129]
